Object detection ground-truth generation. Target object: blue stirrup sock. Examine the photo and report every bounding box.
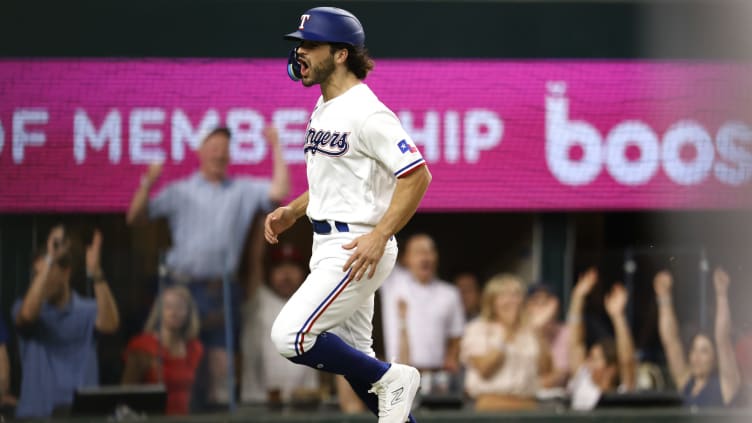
[345,375,379,414]
[289,331,390,384]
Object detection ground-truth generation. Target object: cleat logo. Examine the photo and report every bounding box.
[390,387,404,406]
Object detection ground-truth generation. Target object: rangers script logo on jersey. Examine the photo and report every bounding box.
[303,128,351,157]
[303,84,425,225]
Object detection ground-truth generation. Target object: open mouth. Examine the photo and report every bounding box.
[298,58,310,77]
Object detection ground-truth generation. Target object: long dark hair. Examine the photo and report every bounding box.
[330,43,375,80]
[688,331,719,374]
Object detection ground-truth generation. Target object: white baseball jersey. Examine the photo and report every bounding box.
[304,83,425,225]
[271,83,424,362]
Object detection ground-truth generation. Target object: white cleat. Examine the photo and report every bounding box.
[368,363,421,423]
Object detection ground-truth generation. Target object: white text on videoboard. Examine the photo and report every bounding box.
[546,81,752,187]
[2,86,750,188]
[0,108,503,166]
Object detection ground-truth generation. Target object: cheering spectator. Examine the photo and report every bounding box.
[0,315,16,415]
[454,271,482,321]
[241,244,319,405]
[380,234,465,373]
[525,283,570,388]
[122,286,203,415]
[655,269,741,406]
[566,268,636,410]
[460,274,552,411]
[126,126,290,404]
[13,226,119,418]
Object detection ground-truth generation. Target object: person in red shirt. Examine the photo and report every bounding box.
[122,286,203,415]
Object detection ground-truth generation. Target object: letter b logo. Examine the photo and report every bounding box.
[545,83,602,186]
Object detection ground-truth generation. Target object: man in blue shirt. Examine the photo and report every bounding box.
[126,126,290,403]
[13,226,120,418]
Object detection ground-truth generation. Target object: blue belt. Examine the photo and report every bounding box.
[311,219,349,234]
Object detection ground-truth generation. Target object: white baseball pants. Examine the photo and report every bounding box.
[271,230,398,358]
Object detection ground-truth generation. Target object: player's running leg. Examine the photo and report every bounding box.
[271,233,420,422]
[332,294,419,423]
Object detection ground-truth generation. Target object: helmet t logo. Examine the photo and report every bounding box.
[298,14,311,30]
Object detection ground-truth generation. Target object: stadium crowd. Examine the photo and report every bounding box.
[1,127,750,419]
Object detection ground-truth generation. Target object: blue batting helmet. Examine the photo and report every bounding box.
[284,7,365,46]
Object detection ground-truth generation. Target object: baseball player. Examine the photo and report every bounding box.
[265,7,431,423]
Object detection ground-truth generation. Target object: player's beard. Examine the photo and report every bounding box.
[302,54,336,87]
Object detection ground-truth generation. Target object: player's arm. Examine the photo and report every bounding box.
[265,191,309,244]
[375,166,432,239]
[342,166,431,281]
[286,190,310,219]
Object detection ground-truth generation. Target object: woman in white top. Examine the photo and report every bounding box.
[460,274,552,410]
